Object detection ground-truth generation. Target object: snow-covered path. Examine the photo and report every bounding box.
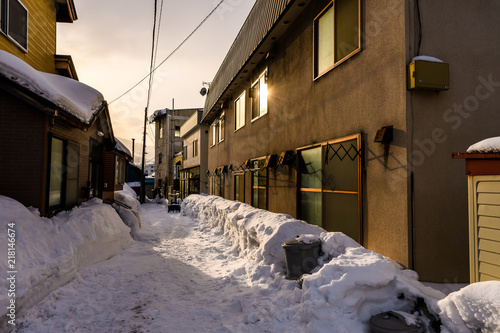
[17,203,294,333]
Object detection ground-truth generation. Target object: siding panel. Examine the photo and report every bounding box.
[474,179,500,282]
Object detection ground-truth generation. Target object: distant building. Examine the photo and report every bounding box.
[151,107,201,196]
[179,110,209,198]
[145,163,155,177]
[202,0,500,283]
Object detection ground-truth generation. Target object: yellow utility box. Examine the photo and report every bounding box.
[407,60,449,91]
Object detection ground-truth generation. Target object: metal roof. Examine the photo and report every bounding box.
[202,0,295,123]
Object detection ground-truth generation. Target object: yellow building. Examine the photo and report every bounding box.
[0,0,77,76]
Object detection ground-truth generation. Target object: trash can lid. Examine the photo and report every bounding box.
[369,311,425,333]
[282,235,321,249]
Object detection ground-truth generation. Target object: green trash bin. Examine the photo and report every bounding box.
[282,236,322,280]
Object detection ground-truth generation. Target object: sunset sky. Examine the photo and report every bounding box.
[57,0,256,162]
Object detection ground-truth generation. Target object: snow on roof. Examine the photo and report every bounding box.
[0,50,105,124]
[467,136,500,153]
[114,138,132,157]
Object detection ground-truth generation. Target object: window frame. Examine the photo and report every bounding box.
[251,159,268,210]
[251,68,268,122]
[0,0,28,52]
[313,0,362,79]
[234,173,245,202]
[234,91,246,131]
[297,133,362,243]
[218,111,225,142]
[47,135,80,213]
[192,139,198,158]
[210,119,219,147]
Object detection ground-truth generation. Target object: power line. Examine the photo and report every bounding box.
[109,0,226,105]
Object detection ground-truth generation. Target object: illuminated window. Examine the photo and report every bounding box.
[251,69,268,120]
[235,91,246,130]
[314,0,361,78]
[218,111,225,142]
[211,120,219,147]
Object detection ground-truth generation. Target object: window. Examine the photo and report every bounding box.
[235,91,246,130]
[298,134,362,243]
[48,137,79,210]
[251,69,268,120]
[234,174,245,202]
[211,120,219,147]
[1,0,28,51]
[115,157,126,186]
[210,173,225,197]
[159,121,163,139]
[183,145,188,160]
[218,112,225,142]
[252,160,267,210]
[175,126,181,137]
[314,0,361,78]
[192,139,198,157]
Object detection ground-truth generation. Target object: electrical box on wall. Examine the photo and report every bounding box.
[407,60,449,91]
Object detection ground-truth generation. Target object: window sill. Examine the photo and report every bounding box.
[251,112,268,123]
[234,126,245,133]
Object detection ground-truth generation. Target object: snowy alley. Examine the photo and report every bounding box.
[2,190,499,332]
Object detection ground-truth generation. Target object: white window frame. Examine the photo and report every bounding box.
[211,120,219,147]
[235,91,246,131]
[218,111,225,143]
[1,0,28,52]
[251,69,268,121]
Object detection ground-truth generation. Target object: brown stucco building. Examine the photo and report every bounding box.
[151,107,201,196]
[202,0,500,282]
[0,0,130,216]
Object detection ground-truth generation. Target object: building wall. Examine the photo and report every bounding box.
[0,0,58,74]
[208,0,410,266]
[0,89,46,210]
[406,0,500,282]
[153,109,199,192]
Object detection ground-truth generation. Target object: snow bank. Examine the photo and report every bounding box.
[0,50,105,124]
[0,196,132,321]
[438,281,500,332]
[182,195,323,269]
[113,184,141,236]
[182,195,446,331]
[467,136,500,153]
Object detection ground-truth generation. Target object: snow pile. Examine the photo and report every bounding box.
[0,196,132,320]
[467,136,500,153]
[182,195,446,331]
[0,50,105,124]
[299,247,444,332]
[438,281,500,332]
[182,195,323,269]
[113,183,141,236]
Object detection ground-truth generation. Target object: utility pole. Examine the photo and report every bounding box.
[140,107,147,203]
[132,138,135,163]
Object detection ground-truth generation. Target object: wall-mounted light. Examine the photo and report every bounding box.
[96,130,104,137]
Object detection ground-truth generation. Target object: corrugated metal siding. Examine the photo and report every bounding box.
[203,0,292,121]
[475,179,500,281]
